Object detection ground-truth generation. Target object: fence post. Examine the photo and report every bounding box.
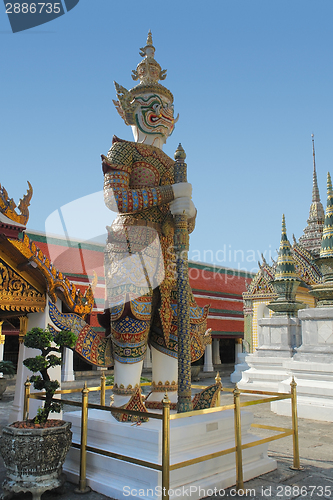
[215,372,221,407]
[162,393,170,500]
[233,385,244,492]
[74,382,91,494]
[23,378,31,421]
[290,377,303,470]
[100,372,106,407]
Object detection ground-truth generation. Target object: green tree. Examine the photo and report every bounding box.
[23,327,77,424]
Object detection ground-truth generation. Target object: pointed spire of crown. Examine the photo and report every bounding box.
[320,172,333,258]
[130,31,171,99]
[139,30,155,58]
[274,214,299,280]
[146,30,153,46]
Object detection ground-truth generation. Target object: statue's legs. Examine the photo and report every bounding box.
[149,346,178,403]
[109,291,180,407]
[110,307,151,407]
[112,359,144,407]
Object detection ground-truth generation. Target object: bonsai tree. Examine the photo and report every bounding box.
[0,360,15,377]
[23,327,77,424]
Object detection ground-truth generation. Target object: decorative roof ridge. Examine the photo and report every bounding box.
[9,232,97,318]
[0,212,26,229]
[291,242,322,285]
[258,261,275,281]
[292,240,316,266]
[0,181,32,226]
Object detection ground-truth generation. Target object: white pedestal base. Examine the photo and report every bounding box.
[237,354,290,393]
[230,353,249,384]
[271,361,333,422]
[271,308,333,422]
[237,316,298,393]
[64,409,276,500]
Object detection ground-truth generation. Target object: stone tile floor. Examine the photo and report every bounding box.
[0,373,332,499]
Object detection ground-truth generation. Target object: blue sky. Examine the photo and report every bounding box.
[1,0,333,274]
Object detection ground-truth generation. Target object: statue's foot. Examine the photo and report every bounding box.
[111,387,149,423]
[144,392,177,411]
[144,380,178,410]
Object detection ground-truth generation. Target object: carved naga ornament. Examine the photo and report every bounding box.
[0,181,33,225]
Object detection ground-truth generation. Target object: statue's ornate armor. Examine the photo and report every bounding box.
[103,136,209,364]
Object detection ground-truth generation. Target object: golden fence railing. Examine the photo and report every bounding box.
[24,375,302,498]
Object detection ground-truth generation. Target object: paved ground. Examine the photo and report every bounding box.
[0,368,332,499]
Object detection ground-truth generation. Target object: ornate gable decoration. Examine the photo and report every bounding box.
[0,259,45,313]
[291,242,322,286]
[243,268,277,300]
[0,182,32,225]
[10,233,95,318]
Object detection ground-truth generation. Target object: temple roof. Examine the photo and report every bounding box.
[0,182,95,319]
[243,221,322,301]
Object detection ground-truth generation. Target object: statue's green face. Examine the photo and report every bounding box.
[134,93,176,140]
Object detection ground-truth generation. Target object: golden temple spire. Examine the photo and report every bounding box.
[268,214,304,316]
[298,134,325,258]
[281,213,287,237]
[275,214,298,281]
[311,134,321,204]
[319,172,333,258]
[328,171,333,194]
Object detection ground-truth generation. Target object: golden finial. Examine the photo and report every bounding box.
[174,143,186,161]
[162,393,170,404]
[215,372,221,385]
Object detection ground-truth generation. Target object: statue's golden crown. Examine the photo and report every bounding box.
[113,31,173,125]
